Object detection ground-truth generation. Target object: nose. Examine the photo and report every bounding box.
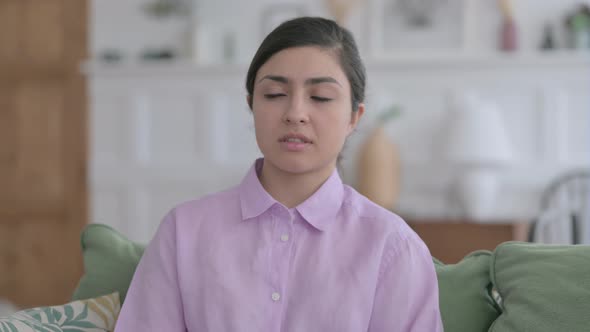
[283,95,309,124]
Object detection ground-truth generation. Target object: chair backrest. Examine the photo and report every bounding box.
[528,169,590,244]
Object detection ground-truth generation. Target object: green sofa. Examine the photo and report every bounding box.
[73,224,590,332]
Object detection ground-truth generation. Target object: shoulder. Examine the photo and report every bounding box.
[342,185,429,257]
[343,185,416,239]
[160,186,241,229]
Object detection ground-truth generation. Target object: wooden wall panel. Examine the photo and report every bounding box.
[0,2,22,60]
[14,82,65,205]
[62,75,88,227]
[0,85,17,208]
[0,0,88,307]
[62,0,87,64]
[0,222,83,306]
[23,0,64,63]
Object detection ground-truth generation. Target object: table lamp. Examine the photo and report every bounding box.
[444,94,515,221]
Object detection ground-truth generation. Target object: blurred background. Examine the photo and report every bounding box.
[1,0,589,310]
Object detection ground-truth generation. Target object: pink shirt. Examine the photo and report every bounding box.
[115,159,443,331]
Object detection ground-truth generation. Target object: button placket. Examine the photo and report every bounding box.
[269,207,293,306]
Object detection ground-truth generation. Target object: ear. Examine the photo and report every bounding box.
[246,95,253,110]
[347,103,365,135]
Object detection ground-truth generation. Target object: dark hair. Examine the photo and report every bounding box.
[245,16,366,112]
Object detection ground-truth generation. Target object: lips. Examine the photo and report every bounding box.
[279,133,312,144]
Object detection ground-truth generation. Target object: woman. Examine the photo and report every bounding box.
[115,17,442,331]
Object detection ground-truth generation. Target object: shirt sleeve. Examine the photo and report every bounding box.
[368,234,443,332]
[114,210,186,331]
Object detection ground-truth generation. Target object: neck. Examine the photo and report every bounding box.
[259,160,336,208]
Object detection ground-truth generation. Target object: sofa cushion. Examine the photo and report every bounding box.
[72,224,145,303]
[434,251,500,332]
[489,242,590,332]
[0,292,120,332]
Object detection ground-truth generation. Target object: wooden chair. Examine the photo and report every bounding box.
[528,169,590,244]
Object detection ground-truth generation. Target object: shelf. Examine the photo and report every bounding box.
[80,60,247,77]
[366,51,590,69]
[81,51,590,76]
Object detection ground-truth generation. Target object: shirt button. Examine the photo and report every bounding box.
[271,292,281,302]
[280,234,289,242]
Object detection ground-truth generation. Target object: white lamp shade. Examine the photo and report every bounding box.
[444,96,515,167]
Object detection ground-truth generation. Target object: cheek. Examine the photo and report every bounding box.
[325,106,352,130]
[252,110,278,142]
[253,114,267,138]
[318,110,352,143]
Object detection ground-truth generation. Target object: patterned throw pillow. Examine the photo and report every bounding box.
[0,292,120,332]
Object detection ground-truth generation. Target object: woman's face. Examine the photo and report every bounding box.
[250,46,364,177]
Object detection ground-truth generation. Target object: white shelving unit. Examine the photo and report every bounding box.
[84,49,590,242]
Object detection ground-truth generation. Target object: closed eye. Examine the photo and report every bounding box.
[311,96,332,102]
[264,93,286,99]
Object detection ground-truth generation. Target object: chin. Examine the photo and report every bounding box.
[271,156,315,175]
[265,152,334,176]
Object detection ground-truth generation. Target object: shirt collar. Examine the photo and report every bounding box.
[239,159,277,221]
[238,158,345,232]
[295,167,344,232]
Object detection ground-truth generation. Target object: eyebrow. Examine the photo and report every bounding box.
[257,75,342,87]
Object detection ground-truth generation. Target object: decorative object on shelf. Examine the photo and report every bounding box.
[396,0,439,27]
[142,0,192,19]
[565,4,590,50]
[324,0,365,27]
[98,49,124,63]
[498,0,518,52]
[140,48,177,61]
[222,31,237,63]
[141,0,196,60]
[540,23,556,50]
[356,105,402,210]
[191,23,226,65]
[260,4,306,40]
[367,0,468,58]
[443,94,515,222]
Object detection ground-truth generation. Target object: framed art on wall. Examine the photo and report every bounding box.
[366,0,476,59]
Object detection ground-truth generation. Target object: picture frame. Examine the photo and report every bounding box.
[366,0,475,59]
[260,4,307,40]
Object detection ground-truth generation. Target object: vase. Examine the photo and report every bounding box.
[499,18,518,51]
[324,0,365,26]
[356,125,400,210]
